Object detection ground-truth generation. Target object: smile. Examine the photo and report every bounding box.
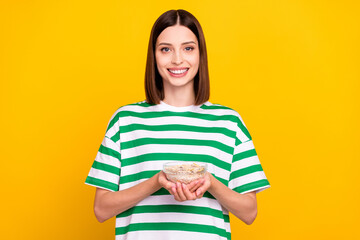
[167,68,189,74]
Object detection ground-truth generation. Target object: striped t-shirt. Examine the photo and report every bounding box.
[85,100,270,240]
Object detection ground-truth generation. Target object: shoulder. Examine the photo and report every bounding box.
[203,101,245,121]
[205,101,251,142]
[104,100,149,130]
[109,100,151,117]
[117,100,151,111]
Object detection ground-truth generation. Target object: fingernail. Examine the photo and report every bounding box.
[182,183,186,188]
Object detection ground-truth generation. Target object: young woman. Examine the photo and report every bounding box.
[85,9,270,240]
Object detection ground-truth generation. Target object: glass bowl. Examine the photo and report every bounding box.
[163,162,208,184]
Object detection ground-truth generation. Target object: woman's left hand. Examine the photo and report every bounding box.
[193,172,212,199]
[172,172,212,201]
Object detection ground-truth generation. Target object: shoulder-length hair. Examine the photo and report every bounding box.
[145,9,210,105]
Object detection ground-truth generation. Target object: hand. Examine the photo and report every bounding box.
[193,172,212,199]
[158,171,212,201]
[171,179,205,202]
[157,171,176,194]
[171,172,212,201]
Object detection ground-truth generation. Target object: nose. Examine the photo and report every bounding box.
[171,50,183,64]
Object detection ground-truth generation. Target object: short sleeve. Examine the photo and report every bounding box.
[228,114,270,194]
[85,111,121,192]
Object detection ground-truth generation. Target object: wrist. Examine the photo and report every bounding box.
[153,172,162,191]
[207,172,216,193]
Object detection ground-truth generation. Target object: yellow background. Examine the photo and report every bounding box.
[1,0,359,239]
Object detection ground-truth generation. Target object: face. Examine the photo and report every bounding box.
[155,25,200,91]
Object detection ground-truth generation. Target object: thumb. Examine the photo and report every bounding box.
[196,188,202,197]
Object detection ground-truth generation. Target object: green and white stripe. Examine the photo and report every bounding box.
[85,100,270,240]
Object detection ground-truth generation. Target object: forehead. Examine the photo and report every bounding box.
[156,25,198,45]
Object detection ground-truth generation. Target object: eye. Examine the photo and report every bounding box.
[160,47,170,52]
[185,47,194,51]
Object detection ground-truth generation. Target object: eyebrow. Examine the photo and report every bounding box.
[158,41,197,46]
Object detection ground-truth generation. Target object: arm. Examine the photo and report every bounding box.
[173,173,258,225]
[94,172,161,223]
[207,173,257,225]
[93,171,190,223]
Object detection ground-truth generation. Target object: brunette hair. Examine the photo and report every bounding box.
[145,9,210,105]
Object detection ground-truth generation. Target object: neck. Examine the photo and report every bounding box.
[162,82,195,107]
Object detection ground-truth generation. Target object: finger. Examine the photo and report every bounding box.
[186,180,198,192]
[167,185,174,195]
[160,177,174,194]
[167,182,175,191]
[182,183,196,200]
[176,182,187,201]
[172,186,182,201]
[158,172,169,187]
[189,179,204,192]
[196,187,204,198]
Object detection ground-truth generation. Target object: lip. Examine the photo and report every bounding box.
[167,68,189,77]
[167,67,189,71]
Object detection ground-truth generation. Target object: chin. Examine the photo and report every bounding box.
[167,79,194,88]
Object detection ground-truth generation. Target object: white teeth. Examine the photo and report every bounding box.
[168,69,188,74]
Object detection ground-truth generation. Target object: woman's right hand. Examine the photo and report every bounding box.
[157,171,176,194]
[157,171,204,201]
